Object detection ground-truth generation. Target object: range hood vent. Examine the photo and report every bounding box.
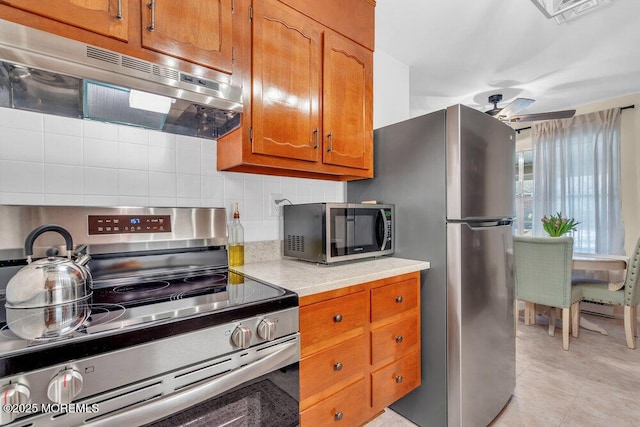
[0,19,242,139]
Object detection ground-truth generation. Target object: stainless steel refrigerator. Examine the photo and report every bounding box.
[348,104,515,427]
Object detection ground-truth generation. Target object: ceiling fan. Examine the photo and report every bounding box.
[485,94,576,123]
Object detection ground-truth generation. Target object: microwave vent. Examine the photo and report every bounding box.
[286,235,305,253]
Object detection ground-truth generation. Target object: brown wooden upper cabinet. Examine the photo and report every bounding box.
[0,0,130,41]
[140,0,233,73]
[217,0,374,181]
[0,0,234,75]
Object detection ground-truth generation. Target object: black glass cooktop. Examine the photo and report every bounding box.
[0,269,296,363]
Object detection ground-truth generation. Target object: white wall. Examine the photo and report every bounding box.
[373,49,410,129]
[0,108,345,242]
[515,92,640,254]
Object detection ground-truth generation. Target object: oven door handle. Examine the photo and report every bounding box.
[86,339,299,426]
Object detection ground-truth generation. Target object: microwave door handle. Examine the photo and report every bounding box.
[379,209,389,250]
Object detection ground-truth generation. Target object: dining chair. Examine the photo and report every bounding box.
[572,237,640,349]
[513,236,582,350]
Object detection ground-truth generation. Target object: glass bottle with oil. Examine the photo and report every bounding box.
[228,202,244,266]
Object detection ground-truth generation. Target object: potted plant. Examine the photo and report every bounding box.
[541,212,580,237]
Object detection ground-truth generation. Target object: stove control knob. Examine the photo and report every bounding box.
[47,369,83,405]
[0,383,31,425]
[257,318,277,341]
[231,325,252,349]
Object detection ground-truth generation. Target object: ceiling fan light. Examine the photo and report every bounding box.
[529,0,614,24]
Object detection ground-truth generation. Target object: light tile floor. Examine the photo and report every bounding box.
[365,312,640,427]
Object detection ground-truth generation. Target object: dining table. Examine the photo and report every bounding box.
[572,253,629,335]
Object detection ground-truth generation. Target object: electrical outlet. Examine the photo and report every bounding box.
[269,193,283,217]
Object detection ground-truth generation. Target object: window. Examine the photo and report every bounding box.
[531,108,624,255]
[514,150,533,236]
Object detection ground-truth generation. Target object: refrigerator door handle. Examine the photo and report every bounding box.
[455,219,514,229]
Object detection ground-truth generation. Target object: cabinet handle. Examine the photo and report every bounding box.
[333,362,343,371]
[116,0,122,19]
[395,375,404,384]
[395,295,404,303]
[334,411,344,421]
[147,0,156,31]
[333,314,342,323]
[395,335,404,344]
[312,128,319,149]
[326,132,333,152]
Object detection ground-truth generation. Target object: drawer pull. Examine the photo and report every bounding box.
[395,375,404,384]
[395,295,404,303]
[334,362,343,371]
[334,411,344,421]
[333,314,343,323]
[395,335,404,344]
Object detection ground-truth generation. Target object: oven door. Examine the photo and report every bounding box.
[86,335,300,427]
[327,204,393,262]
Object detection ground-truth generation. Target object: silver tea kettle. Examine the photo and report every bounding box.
[5,224,93,340]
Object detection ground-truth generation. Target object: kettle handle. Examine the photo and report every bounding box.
[24,224,74,258]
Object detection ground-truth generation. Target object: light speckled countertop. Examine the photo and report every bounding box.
[231,257,430,297]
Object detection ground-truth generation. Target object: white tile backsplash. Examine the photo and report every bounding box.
[0,109,43,131]
[0,128,44,162]
[149,172,177,197]
[176,174,200,198]
[84,138,118,168]
[149,146,176,173]
[44,164,83,194]
[0,109,346,242]
[118,125,148,145]
[0,161,44,193]
[118,142,149,171]
[83,120,118,140]
[84,167,118,195]
[44,115,82,137]
[118,170,148,196]
[176,148,201,175]
[44,194,84,205]
[44,133,83,165]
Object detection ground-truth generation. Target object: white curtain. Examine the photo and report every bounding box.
[531,108,623,255]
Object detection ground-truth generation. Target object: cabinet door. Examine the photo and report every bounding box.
[2,0,129,41]
[251,0,322,162]
[140,0,233,73]
[323,30,373,170]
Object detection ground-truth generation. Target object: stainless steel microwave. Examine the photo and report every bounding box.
[283,203,394,264]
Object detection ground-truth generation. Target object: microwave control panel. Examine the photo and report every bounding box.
[88,215,172,235]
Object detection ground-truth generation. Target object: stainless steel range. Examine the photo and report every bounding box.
[0,206,300,427]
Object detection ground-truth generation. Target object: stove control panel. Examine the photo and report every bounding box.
[88,215,172,235]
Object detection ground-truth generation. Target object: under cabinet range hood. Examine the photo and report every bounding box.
[0,19,242,139]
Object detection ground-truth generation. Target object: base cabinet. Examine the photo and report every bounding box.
[299,272,421,426]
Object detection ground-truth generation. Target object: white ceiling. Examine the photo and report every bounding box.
[375,0,640,117]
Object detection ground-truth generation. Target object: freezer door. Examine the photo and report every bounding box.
[447,222,515,427]
[446,104,516,220]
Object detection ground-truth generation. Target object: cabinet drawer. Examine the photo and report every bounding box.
[301,377,367,427]
[371,351,421,410]
[300,334,366,401]
[371,278,418,322]
[371,315,419,365]
[300,291,366,352]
